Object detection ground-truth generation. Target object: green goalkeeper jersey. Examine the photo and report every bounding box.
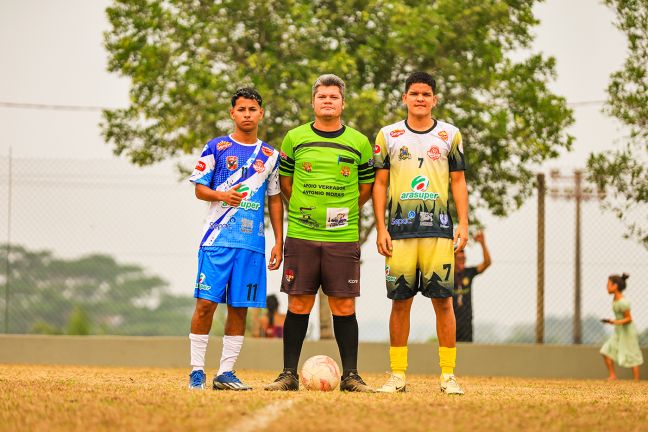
[279,123,375,242]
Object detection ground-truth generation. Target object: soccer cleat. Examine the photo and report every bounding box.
[376,373,407,393]
[264,369,299,391]
[340,371,374,393]
[439,373,465,395]
[213,370,252,391]
[188,370,206,390]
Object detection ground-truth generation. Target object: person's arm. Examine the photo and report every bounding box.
[609,309,633,325]
[280,175,293,201]
[359,183,373,208]
[372,169,392,257]
[450,170,469,252]
[475,231,491,274]
[267,193,284,270]
[195,183,243,206]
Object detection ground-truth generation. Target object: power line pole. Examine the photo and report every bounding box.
[548,169,599,345]
[4,148,12,334]
[536,173,545,344]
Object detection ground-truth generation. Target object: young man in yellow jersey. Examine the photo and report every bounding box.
[372,72,468,394]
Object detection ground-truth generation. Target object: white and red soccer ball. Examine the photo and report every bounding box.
[300,355,341,391]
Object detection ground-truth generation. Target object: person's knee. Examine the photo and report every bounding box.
[329,298,355,316]
[432,297,453,313]
[194,299,217,320]
[391,298,413,315]
[288,295,315,314]
[227,306,248,322]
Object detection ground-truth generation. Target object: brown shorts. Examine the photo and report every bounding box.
[280,237,360,297]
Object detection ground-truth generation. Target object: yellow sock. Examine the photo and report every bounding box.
[439,346,456,375]
[390,346,408,378]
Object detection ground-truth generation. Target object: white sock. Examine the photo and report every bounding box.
[217,335,244,375]
[189,333,210,371]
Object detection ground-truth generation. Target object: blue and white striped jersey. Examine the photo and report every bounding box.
[189,135,280,253]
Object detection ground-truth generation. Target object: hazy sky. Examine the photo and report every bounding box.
[0,0,646,341]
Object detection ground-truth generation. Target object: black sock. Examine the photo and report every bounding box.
[283,310,310,373]
[333,313,359,377]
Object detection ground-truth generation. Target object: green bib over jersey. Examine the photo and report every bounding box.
[278,123,375,242]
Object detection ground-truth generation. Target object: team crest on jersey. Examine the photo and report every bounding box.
[340,166,351,177]
[390,129,406,138]
[284,269,295,284]
[261,146,274,157]
[217,141,232,151]
[226,156,238,170]
[302,162,313,172]
[253,159,265,173]
[374,145,381,154]
[398,146,412,160]
[195,161,206,172]
[280,151,288,160]
[427,145,441,161]
[438,131,449,141]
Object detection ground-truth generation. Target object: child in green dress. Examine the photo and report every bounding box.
[600,273,643,381]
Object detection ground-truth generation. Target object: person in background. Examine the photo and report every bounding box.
[453,231,491,342]
[253,294,286,338]
[600,273,643,381]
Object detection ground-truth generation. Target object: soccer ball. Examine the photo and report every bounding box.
[300,355,341,391]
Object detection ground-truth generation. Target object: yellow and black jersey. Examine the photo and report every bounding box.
[374,119,465,240]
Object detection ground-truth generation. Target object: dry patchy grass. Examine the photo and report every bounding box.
[1,365,646,432]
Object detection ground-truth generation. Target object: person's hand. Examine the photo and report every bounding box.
[474,231,485,244]
[268,243,283,270]
[454,223,468,253]
[221,184,243,207]
[601,318,613,325]
[376,228,393,257]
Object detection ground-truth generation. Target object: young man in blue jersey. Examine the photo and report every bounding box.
[187,88,283,390]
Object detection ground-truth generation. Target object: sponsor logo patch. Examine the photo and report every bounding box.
[438,130,449,141]
[302,162,312,172]
[261,146,274,157]
[326,207,349,229]
[280,151,288,160]
[420,212,434,226]
[253,159,265,173]
[385,265,396,283]
[226,156,238,170]
[390,129,405,138]
[427,145,441,160]
[195,161,206,171]
[195,273,212,291]
[240,218,253,233]
[340,166,350,177]
[374,145,381,154]
[439,212,450,228]
[400,175,439,201]
[217,141,232,151]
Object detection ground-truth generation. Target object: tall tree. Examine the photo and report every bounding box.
[588,0,648,248]
[104,0,573,226]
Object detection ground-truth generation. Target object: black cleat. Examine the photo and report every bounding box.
[264,369,299,391]
[340,371,374,393]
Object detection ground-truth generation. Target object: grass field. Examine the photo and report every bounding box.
[1,365,647,432]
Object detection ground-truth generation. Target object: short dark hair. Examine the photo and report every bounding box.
[609,273,629,291]
[312,74,345,100]
[231,87,263,107]
[405,72,437,93]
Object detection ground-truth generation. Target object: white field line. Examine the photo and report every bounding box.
[226,399,295,432]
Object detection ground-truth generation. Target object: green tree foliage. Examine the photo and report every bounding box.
[0,244,196,335]
[103,0,573,227]
[588,0,648,248]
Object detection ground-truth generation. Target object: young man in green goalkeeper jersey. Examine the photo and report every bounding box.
[264,74,375,392]
[372,71,469,395]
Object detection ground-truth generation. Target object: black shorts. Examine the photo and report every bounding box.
[280,237,360,298]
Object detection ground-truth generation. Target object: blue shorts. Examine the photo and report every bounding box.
[194,247,267,308]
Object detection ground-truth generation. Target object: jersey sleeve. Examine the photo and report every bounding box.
[358,135,375,184]
[373,130,390,169]
[278,132,295,177]
[266,156,281,196]
[189,142,216,187]
[448,130,466,172]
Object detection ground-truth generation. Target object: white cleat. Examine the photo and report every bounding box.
[439,374,464,395]
[376,373,407,393]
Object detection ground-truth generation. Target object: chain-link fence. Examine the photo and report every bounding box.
[1,156,646,345]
